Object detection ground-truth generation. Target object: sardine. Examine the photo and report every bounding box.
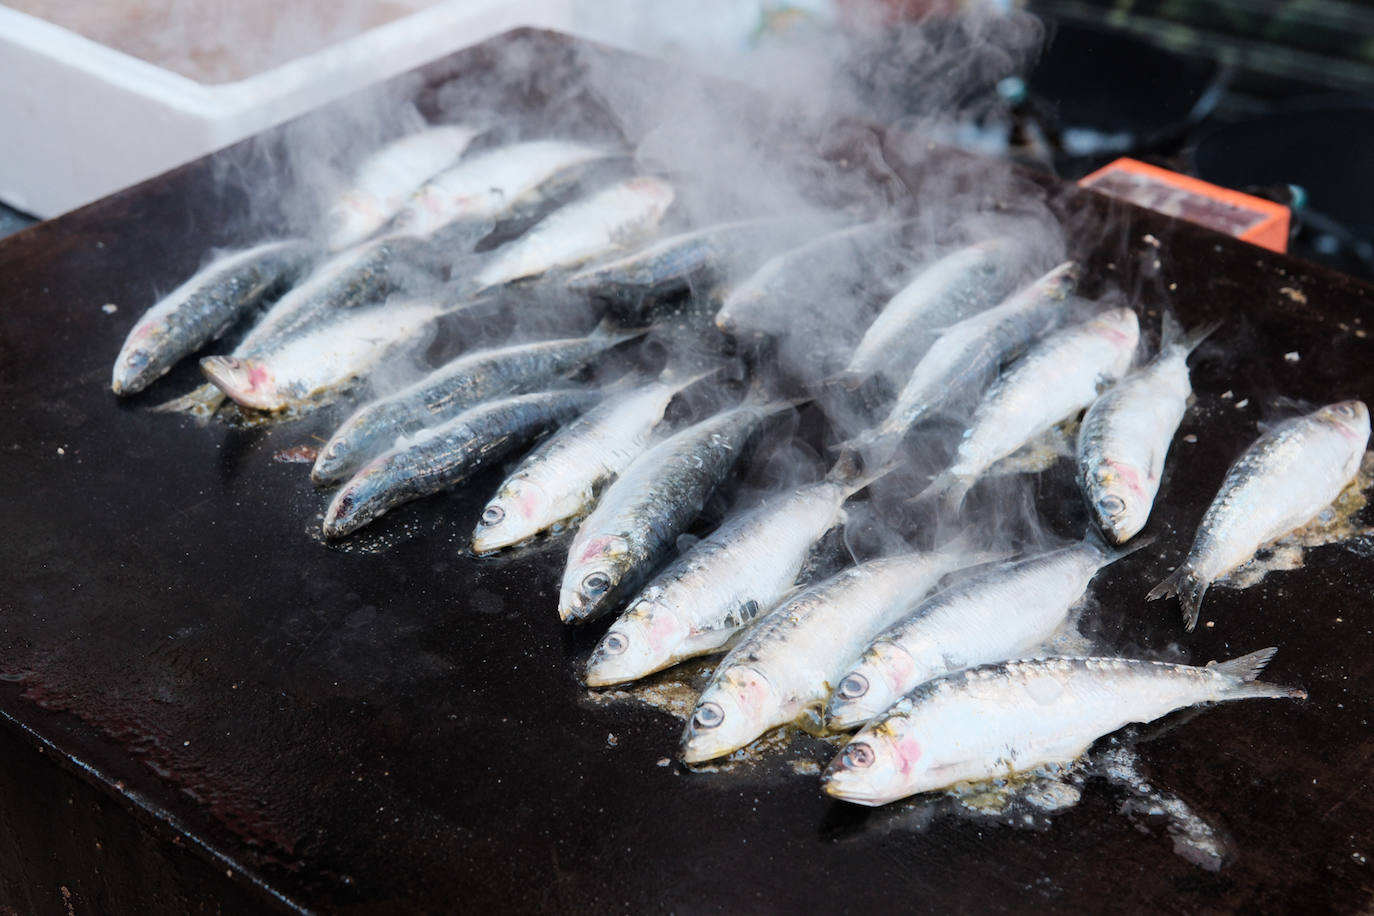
[584,475,867,687]
[327,125,481,250]
[156,237,437,415]
[824,535,1135,730]
[924,306,1139,508]
[844,238,1025,382]
[200,299,447,411]
[822,649,1305,806]
[241,236,437,353]
[472,177,675,291]
[1148,400,1370,630]
[471,370,708,552]
[557,400,794,625]
[849,261,1078,463]
[713,221,903,337]
[680,535,1000,763]
[390,139,609,239]
[565,219,780,300]
[322,389,598,538]
[1078,315,1218,544]
[311,324,643,485]
[112,239,314,396]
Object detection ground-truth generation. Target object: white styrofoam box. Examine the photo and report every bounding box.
[0,1,574,219]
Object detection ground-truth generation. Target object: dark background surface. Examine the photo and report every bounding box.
[2,28,1373,914]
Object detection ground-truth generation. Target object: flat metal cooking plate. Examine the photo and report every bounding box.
[2,29,1373,914]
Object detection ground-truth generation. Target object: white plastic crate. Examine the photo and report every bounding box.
[0,1,574,218]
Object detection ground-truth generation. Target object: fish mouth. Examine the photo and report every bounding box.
[824,690,885,731]
[819,762,886,807]
[680,722,749,764]
[558,595,592,625]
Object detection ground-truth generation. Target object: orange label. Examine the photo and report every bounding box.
[1078,158,1290,254]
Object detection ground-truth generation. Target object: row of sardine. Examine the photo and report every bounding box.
[105,122,1370,815]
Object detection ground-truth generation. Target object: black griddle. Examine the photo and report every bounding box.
[3,28,1374,915]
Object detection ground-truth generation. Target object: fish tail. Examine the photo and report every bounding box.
[656,363,721,393]
[1146,563,1209,631]
[906,471,972,517]
[150,382,227,417]
[937,475,973,516]
[1161,312,1222,356]
[832,424,900,473]
[935,525,1014,567]
[589,316,651,345]
[1207,648,1308,701]
[826,451,901,496]
[1083,526,1156,564]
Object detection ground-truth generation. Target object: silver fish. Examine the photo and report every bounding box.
[584,476,866,688]
[713,221,903,337]
[1077,315,1218,544]
[850,261,1078,463]
[311,325,643,485]
[1148,400,1370,630]
[844,237,1025,382]
[824,535,1134,730]
[924,306,1139,509]
[558,400,794,625]
[565,219,782,300]
[154,236,433,415]
[322,389,598,538]
[200,299,446,412]
[390,139,608,239]
[327,125,481,250]
[470,371,709,552]
[112,239,314,396]
[822,649,1305,806]
[680,535,1000,763]
[472,177,675,291]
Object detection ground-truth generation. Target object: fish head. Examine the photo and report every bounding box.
[321,460,390,539]
[680,665,777,764]
[311,423,366,486]
[714,284,770,338]
[1090,307,1141,353]
[821,715,926,806]
[1317,400,1371,445]
[199,356,282,411]
[1087,461,1150,545]
[326,192,383,251]
[1036,261,1080,300]
[111,328,164,395]
[823,643,917,731]
[559,534,632,624]
[584,599,687,687]
[471,478,553,554]
[624,176,676,224]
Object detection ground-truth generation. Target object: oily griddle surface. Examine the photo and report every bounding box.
[2,28,1374,914]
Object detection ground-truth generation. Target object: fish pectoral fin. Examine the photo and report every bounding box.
[796,704,829,736]
[709,599,762,631]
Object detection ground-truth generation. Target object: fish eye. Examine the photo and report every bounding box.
[693,702,724,730]
[843,742,875,769]
[1335,403,1356,418]
[601,632,628,655]
[837,673,869,699]
[479,505,505,527]
[1097,494,1126,517]
[582,572,611,596]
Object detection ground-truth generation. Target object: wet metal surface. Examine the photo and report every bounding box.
[1,29,1374,914]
